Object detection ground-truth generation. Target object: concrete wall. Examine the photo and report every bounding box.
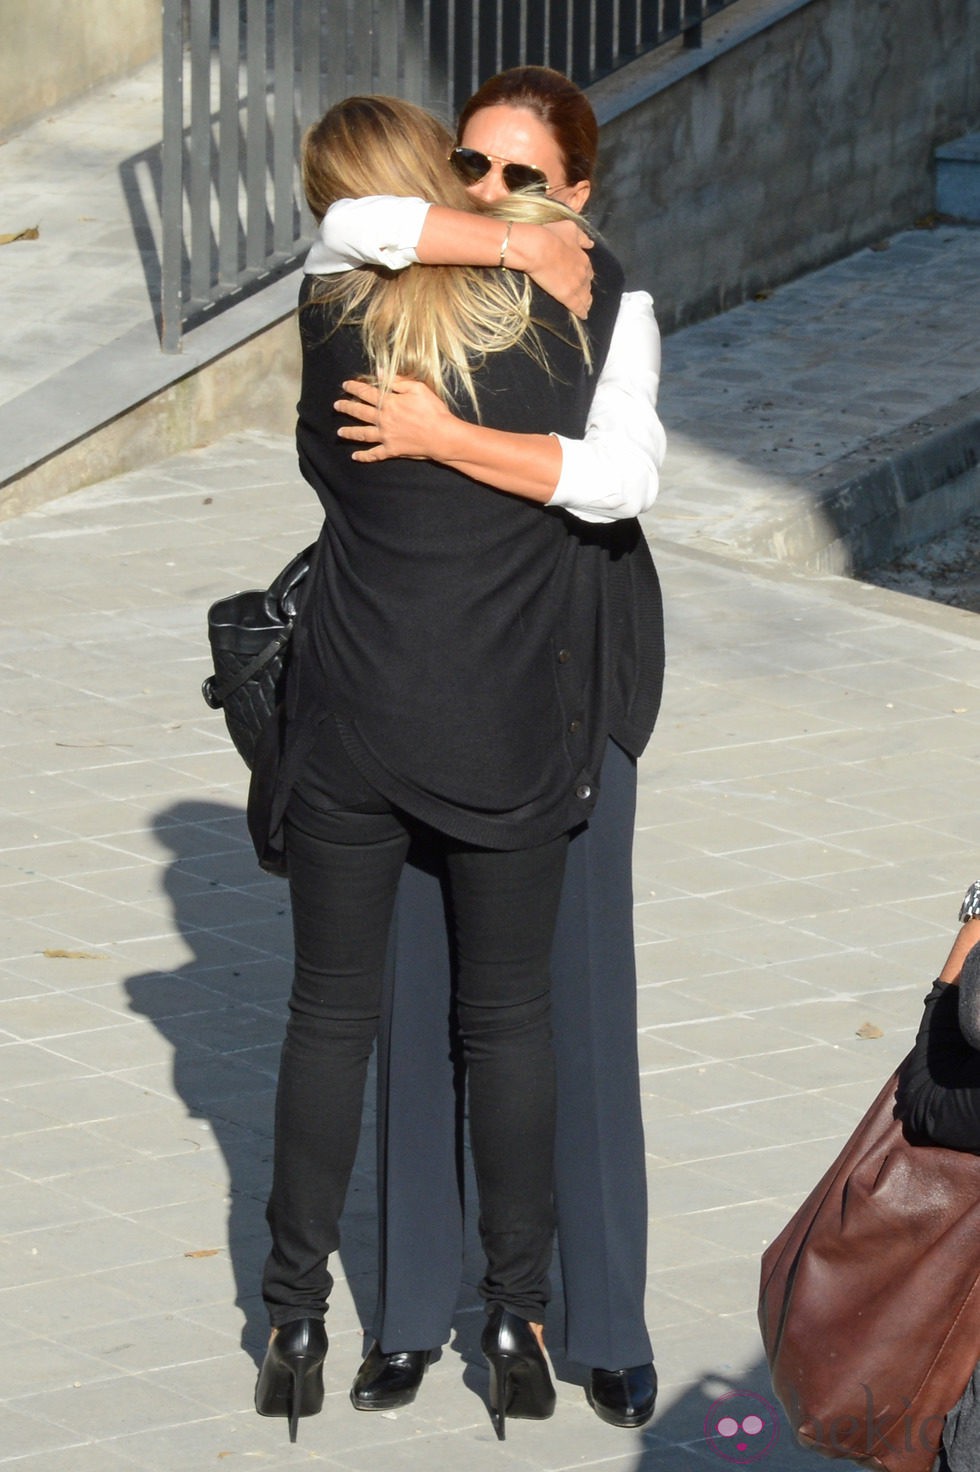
[590,0,979,332]
[0,0,160,134]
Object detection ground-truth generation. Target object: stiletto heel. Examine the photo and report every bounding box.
[481,1306,556,1440]
[255,1318,327,1442]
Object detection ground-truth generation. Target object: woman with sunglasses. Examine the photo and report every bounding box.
[309,67,665,1430]
[253,90,651,1442]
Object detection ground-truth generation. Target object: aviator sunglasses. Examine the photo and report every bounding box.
[448,145,549,194]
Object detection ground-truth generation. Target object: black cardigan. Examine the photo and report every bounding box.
[253,245,664,859]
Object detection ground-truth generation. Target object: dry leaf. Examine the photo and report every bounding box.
[184,1248,222,1258]
[42,948,108,960]
[0,225,39,244]
[856,1021,883,1040]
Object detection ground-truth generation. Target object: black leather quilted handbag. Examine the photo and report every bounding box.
[202,544,315,768]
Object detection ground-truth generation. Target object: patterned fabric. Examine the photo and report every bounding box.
[958,880,980,922]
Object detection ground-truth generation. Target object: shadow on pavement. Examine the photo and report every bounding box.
[123,798,380,1368]
[117,139,165,333]
[614,1357,827,1470]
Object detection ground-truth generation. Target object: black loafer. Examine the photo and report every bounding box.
[586,1362,657,1428]
[350,1342,431,1411]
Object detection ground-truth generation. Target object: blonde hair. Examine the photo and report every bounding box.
[301,95,590,410]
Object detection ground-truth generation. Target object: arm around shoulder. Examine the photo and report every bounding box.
[304,195,430,274]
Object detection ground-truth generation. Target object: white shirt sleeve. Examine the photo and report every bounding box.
[303,196,430,275]
[547,291,666,523]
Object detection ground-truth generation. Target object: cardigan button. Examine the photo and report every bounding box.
[575,784,592,800]
[568,719,582,734]
[557,648,572,663]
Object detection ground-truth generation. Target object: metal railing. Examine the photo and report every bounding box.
[161,0,741,351]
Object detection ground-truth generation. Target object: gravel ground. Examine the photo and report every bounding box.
[862,508,980,614]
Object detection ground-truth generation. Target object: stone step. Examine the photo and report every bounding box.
[0,279,300,522]
[935,131,980,222]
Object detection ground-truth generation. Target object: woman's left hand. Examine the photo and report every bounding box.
[335,377,453,462]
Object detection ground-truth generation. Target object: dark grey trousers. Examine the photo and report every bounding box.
[373,738,652,1368]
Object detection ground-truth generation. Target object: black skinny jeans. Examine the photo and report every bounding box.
[262,761,569,1328]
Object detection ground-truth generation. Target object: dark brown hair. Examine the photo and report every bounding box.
[457,66,598,188]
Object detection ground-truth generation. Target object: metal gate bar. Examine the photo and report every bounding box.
[160,0,742,351]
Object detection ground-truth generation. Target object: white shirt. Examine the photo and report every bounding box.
[305,196,665,522]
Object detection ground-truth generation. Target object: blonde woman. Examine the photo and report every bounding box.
[252,94,655,1443]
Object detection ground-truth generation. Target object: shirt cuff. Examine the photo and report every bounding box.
[547,431,662,523]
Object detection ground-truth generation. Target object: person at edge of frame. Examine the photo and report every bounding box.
[898,879,980,1472]
[250,90,665,1443]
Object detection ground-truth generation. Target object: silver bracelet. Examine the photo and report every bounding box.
[959,880,980,923]
[498,222,513,269]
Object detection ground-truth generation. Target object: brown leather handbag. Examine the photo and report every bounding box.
[758,1059,980,1472]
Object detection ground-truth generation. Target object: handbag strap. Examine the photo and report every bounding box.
[202,626,293,709]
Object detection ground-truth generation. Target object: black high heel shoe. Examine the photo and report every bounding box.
[255,1318,327,1443]
[481,1306,556,1441]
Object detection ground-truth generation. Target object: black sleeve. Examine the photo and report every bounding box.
[898,981,980,1151]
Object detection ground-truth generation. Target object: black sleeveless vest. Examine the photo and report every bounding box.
[258,243,664,855]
